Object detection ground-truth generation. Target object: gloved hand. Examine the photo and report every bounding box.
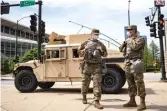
[123,41,127,47]
[97,46,103,52]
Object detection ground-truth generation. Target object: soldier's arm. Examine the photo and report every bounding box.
[119,41,126,52]
[99,42,108,57]
[128,37,145,50]
[78,41,87,57]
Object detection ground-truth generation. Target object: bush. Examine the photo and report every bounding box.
[1,59,14,74]
[20,48,44,62]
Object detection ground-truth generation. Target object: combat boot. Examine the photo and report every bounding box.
[82,95,87,104]
[137,97,146,111]
[123,97,137,107]
[94,100,103,109]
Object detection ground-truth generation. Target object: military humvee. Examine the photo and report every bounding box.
[13,32,126,94]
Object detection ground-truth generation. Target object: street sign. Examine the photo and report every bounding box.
[20,0,35,7]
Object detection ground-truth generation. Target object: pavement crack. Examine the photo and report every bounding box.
[1,106,9,111]
[1,97,28,106]
[40,100,54,111]
[83,100,95,111]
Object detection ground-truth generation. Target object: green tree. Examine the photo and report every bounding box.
[21,48,38,62]
[20,48,44,62]
[1,60,10,74]
[144,40,160,72]
[149,40,160,68]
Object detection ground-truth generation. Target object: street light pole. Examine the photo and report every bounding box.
[15,16,30,63]
[128,0,131,26]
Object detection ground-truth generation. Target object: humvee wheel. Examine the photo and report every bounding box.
[38,82,55,89]
[14,70,38,93]
[101,69,123,94]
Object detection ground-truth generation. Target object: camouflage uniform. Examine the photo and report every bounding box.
[78,39,107,100]
[119,25,146,110]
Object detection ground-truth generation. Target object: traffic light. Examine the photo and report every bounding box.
[30,15,37,32]
[41,20,45,36]
[1,2,10,15]
[145,16,150,26]
[150,22,156,37]
[158,14,164,30]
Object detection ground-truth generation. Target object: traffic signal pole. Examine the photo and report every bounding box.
[38,0,42,61]
[157,6,166,80]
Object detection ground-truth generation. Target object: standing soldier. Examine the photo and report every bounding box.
[119,25,146,111]
[78,29,108,109]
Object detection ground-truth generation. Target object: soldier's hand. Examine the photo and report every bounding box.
[84,45,88,50]
[123,41,127,46]
[97,46,102,51]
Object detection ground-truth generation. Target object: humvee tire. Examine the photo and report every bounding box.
[101,69,123,94]
[120,71,126,88]
[14,70,38,93]
[38,82,55,89]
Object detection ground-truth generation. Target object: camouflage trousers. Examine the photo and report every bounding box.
[124,62,146,98]
[81,63,102,100]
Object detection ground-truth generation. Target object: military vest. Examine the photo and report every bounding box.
[125,39,144,59]
[84,40,102,64]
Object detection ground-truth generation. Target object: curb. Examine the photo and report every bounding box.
[1,79,14,81]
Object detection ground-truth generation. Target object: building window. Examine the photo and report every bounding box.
[28,43,31,49]
[11,43,15,51]
[26,33,29,39]
[1,25,4,32]
[11,51,15,57]
[1,41,4,48]
[6,42,11,51]
[10,28,15,35]
[34,35,37,41]
[30,34,33,40]
[1,49,4,53]
[17,30,21,37]
[21,31,25,38]
[4,26,9,34]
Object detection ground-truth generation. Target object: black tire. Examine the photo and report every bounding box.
[101,69,123,94]
[14,70,38,93]
[121,71,126,87]
[38,82,55,89]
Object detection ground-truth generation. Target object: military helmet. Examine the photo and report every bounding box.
[91,28,100,34]
[127,25,137,32]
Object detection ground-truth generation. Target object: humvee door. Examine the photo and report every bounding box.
[44,46,67,78]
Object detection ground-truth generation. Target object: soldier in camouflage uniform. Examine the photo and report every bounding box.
[78,29,107,109]
[119,25,146,111]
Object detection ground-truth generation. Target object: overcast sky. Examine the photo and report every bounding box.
[1,0,167,50]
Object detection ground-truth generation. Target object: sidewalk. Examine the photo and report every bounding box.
[1,74,14,80]
[1,80,167,111]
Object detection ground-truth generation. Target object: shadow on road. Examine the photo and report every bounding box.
[34,88,156,95]
[34,88,128,94]
[35,88,85,94]
[103,104,167,111]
